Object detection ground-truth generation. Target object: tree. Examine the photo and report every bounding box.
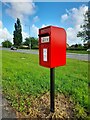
[23,37,31,46]
[23,37,38,49]
[30,37,38,49]
[13,18,22,47]
[2,40,12,48]
[77,3,90,44]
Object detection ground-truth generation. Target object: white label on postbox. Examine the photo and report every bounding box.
[41,36,49,43]
[43,48,47,61]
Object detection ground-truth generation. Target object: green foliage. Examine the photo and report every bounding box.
[74,103,87,119]
[70,44,83,49]
[23,37,38,49]
[2,40,12,48]
[13,18,22,46]
[0,50,2,86]
[31,37,38,49]
[2,51,89,116]
[67,50,88,54]
[77,7,90,42]
[23,37,31,46]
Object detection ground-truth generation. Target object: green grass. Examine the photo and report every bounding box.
[67,50,89,54]
[2,50,89,115]
[0,50,2,86]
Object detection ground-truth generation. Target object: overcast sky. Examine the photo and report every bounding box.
[0,0,88,45]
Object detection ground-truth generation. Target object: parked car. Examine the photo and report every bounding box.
[10,46,17,50]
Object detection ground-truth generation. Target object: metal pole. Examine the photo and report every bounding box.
[7,40,8,48]
[50,68,55,112]
[25,24,31,49]
[29,26,31,49]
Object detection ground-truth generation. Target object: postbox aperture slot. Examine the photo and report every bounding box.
[38,33,50,37]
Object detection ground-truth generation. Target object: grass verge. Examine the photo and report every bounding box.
[2,50,89,118]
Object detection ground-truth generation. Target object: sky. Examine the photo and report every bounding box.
[0,0,89,46]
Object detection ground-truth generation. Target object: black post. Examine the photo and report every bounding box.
[50,68,55,112]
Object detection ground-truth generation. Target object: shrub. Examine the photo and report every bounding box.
[2,40,12,48]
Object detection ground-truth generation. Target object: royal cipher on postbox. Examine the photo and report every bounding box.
[39,26,66,68]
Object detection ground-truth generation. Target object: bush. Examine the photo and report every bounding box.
[18,45,39,49]
[67,47,87,51]
[2,40,12,48]
[31,45,39,49]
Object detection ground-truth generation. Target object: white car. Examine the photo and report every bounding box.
[10,46,17,50]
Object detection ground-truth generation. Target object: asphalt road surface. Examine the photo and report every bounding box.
[2,95,17,119]
[1,48,89,61]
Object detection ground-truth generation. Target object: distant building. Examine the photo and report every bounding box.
[70,44,78,48]
[22,45,29,48]
[84,41,90,48]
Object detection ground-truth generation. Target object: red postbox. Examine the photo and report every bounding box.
[39,26,66,68]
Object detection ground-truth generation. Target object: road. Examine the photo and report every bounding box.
[1,48,89,61]
[1,95,17,119]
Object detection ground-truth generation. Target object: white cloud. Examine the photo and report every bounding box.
[30,24,39,38]
[66,27,83,45]
[0,21,13,45]
[33,16,39,22]
[0,21,2,29]
[22,31,29,41]
[70,5,88,26]
[41,24,48,28]
[5,1,35,22]
[1,28,12,40]
[41,24,52,28]
[61,5,88,45]
[30,24,57,38]
[30,24,51,38]
[61,14,68,21]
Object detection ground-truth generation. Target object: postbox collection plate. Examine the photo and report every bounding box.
[43,48,47,61]
[41,36,49,43]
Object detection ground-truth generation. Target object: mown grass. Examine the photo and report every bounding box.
[2,50,89,116]
[0,50,2,86]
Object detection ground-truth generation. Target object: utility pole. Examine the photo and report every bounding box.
[7,40,8,48]
[25,24,31,49]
